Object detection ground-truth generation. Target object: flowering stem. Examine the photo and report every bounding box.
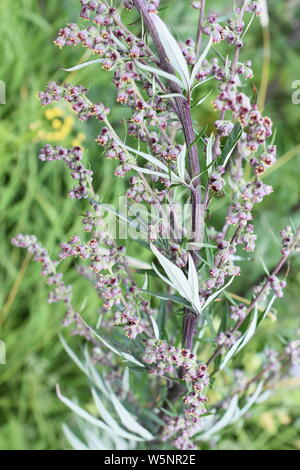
[207,226,300,367]
[214,352,288,412]
[195,0,206,56]
[133,0,203,352]
[241,352,288,392]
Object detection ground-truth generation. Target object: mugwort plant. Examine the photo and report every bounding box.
[12,0,300,450]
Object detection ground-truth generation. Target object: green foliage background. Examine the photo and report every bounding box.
[1,0,300,449]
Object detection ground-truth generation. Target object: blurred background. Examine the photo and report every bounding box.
[1,0,300,450]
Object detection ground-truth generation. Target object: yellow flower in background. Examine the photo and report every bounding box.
[64,116,74,129]
[52,118,63,130]
[44,107,64,120]
[30,107,85,144]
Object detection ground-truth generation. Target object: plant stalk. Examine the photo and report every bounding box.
[133,0,203,353]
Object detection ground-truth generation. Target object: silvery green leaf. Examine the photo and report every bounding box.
[158,92,185,99]
[124,143,169,173]
[191,75,214,92]
[188,253,201,311]
[202,276,235,311]
[83,428,108,450]
[256,390,272,404]
[196,394,239,440]
[85,353,110,398]
[62,424,89,450]
[136,61,186,90]
[206,133,214,176]
[194,89,213,108]
[143,289,190,308]
[121,352,145,367]
[234,381,264,422]
[91,389,143,441]
[242,13,255,38]
[152,74,156,98]
[150,316,160,340]
[56,385,112,433]
[110,32,127,51]
[126,256,152,270]
[151,262,176,291]
[219,334,245,371]
[188,242,217,249]
[59,334,85,374]
[222,123,242,167]
[151,244,191,299]
[190,36,213,86]
[130,164,172,181]
[259,256,270,276]
[142,273,148,290]
[122,367,130,396]
[107,387,154,441]
[81,320,145,368]
[91,201,134,226]
[177,144,186,181]
[236,305,258,353]
[151,15,190,90]
[62,59,104,72]
[261,295,276,323]
[151,244,201,314]
[89,200,148,238]
[219,306,258,370]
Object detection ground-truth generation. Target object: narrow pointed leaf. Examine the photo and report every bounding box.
[151,15,190,89]
[190,36,213,85]
[62,59,104,72]
[136,61,186,89]
[177,144,186,181]
[62,424,89,450]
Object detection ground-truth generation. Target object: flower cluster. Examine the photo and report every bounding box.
[143,340,209,449]
[280,225,300,255]
[39,82,110,122]
[238,223,257,252]
[39,144,92,198]
[206,240,240,290]
[179,38,196,65]
[11,234,72,305]
[58,215,154,339]
[246,1,263,15]
[208,166,225,193]
[114,309,147,340]
[285,339,300,366]
[263,349,281,378]
[269,275,286,298]
[230,303,247,321]
[59,234,124,307]
[123,0,160,13]
[216,330,241,348]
